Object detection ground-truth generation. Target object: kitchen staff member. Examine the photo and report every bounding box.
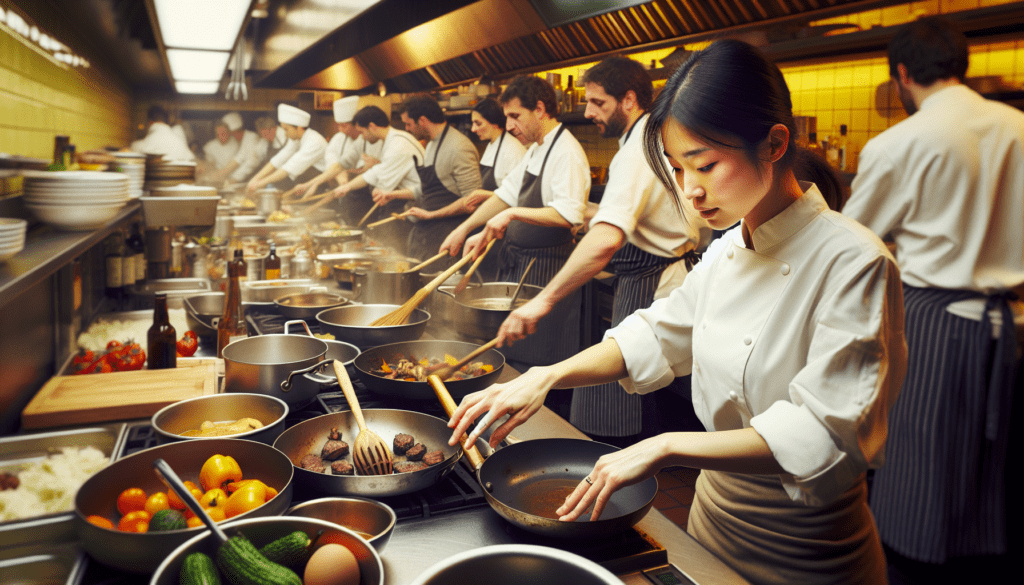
[329,105,423,250]
[440,75,590,365]
[246,104,327,195]
[497,57,709,445]
[472,97,526,191]
[202,112,265,186]
[201,119,239,177]
[449,40,906,585]
[842,17,1024,582]
[130,105,195,161]
[398,94,483,269]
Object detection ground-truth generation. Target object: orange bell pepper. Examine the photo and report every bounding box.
[380,360,391,374]
[224,481,266,518]
[200,488,227,509]
[226,479,278,500]
[199,454,243,492]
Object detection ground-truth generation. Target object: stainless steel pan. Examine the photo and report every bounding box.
[273,291,349,320]
[353,340,503,401]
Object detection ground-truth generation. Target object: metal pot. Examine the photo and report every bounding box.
[437,282,543,342]
[273,290,349,320]
[351,264,419,304]
[257,188,280,216]
[410,545,622,585]
[284,320,360,382]
[316,304,429,349]
[418,270,481,328]
[221,335,334,408]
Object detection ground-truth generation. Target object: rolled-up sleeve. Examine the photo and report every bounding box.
[363,135,421,192]
[544,143,590,226]
[281,133,326,179]
[270,139,298,170]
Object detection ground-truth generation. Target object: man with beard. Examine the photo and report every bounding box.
[494,56,709,443]
[842,17,1024,584]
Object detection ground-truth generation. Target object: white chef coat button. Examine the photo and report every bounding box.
[743,336,752,345]
[726,248,734,259]
[729,391,738,401]
[781,264,791,275]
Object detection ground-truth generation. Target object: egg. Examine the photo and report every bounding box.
[304,543,361,585]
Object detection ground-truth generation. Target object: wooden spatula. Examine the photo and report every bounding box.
[369,248,480,326]
[428,338,500,381]
[333,360,393,475]
[356,202,380,227]
[452,238,495,295]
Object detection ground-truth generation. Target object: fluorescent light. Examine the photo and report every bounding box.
[175,81,220,94]
[166,49,230,81]
[154,0,252,51]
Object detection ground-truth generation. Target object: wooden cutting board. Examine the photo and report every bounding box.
[21,360,218,429]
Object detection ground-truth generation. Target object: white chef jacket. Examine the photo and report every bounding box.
[323,132,349,168]
[844,85,1024,296]
[270,128,327,179]
[334,134,383,171]
[590,114,710,298]
[361,128,424,193]
[202,137,239,170]
[479,131,526,188]
[130,122,195,161]
[608,184,907,506]
[494,123,590,227]
[229,130,266,183]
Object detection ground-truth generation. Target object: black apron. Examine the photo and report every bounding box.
[479,131,508,191]
[870,285,1018,563]
[497,125,580,366]
[408,125,464,270]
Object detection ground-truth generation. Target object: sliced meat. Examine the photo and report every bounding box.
[405,443,426,461]
[393,433,415,455]
[330,460,354,475]
[321,439,350,461]
[394,460,428,474]
[300,454,325,473]
[422,450,445,466]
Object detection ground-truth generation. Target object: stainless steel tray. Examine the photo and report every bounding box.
[0,423,128,549]
[0,542,86,585]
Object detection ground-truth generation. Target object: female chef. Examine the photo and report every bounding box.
[471,98,526,191]
[447,39,907,585]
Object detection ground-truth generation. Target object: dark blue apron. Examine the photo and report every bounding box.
[409,124,464,270]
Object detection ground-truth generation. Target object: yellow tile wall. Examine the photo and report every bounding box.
[0,18,132,160]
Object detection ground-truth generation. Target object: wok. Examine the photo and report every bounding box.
[431,379,657,539]
[272,410,462,497]
[353,340,504,401]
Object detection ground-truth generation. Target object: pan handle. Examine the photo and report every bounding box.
[280,360,330,391]
[284,320,314,337]
[428,374,486,469]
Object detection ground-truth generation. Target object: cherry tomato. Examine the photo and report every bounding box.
[86,515,114,529]
[118,510,150,533]
[167,481,203,510]
[106,340,123,351]
[186,515,204,528]
[176,331,199,358]
[144,492,170,516]
[116,487,147,515]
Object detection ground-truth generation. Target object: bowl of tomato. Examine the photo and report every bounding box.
[73,438,293,573]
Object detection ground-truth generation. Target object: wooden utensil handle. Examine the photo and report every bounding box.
[428,375,486,469]
[356,202,380,227]
[301,193,335,215]
[409,251,448,273]
[450,338,500,373]
[333,360,368,431]
[423,248,478,292]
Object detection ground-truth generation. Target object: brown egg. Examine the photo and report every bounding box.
[303,543,361,585]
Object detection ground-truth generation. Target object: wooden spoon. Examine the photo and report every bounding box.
[409,251,448,273]
[427,375,486,468]
[333,360,394,475]
[451,238,495,295]
[356,202,380,227]
[507,257,537,310]
[428,337,500,381]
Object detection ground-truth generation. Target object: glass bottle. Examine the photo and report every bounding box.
[806,132,825,159]
[126,223,146,283]
[217,249,249,358]
[265,242,281,280]
[563,75,575,113]
[104,233,124,309]
[147,293,177,369]
[837,124,849,171]
[120,228,135,304]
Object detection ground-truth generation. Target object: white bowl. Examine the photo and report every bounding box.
[0,234,25,245]
[0,243,25,261]
[0,218,28,229]
[22,170,130,183]
[24,194,128,205]
[25,202,125,231]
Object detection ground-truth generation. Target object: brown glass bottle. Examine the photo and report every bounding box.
[147,293,177,369]
[265,242,281,280]
[217,249,249,358]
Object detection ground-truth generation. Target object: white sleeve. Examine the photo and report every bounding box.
[323,134,346,168]
[231,133,262,181]
[281,134,326,179]
[543,140,590,226]
[842,140,906,240]
[363,139,421,192]
[589,145,654,236]
[270,139,299,170]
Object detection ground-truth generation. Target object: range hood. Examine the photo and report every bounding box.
[254,0,1024,93]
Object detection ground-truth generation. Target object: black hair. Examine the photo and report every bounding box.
[400,93,445,124]
[473,98,506,128]
[642,39,843,211]
[147,105,169,124]
[582,56,653,111]
[887,16,969,85]
[500,75,557,118]
[352,106,390,129]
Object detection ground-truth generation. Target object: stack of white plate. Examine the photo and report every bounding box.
[0,218,27,262]
[112,151,146,199]
[21,171,129,231]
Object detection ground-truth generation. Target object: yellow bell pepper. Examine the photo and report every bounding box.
[200,488,227,509]
[199,454,243,492]
[226,479,278,500]
[224,481,267,518]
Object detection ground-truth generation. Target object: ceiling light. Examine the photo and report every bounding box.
[154,0,252,51]
[166,49,231,81]
[175,81,221,94]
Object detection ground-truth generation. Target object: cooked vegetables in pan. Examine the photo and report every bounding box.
[370,354,493,382]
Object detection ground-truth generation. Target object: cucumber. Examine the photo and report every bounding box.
[215,534,302,585]
[258,530,314,570]
[179,551,221,585]
[151,509,188,531]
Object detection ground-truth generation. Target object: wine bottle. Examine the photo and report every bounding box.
[147,293,177,369]
[217,249,250,358]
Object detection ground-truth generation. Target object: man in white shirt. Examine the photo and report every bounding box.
[130,105,195,161]
[495,57,710,444]
[247,104,327,194]
[201,112,264,186]
[201,119,239,177]
[842,17,1024,582]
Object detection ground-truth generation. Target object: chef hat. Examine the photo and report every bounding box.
[222,112,243,131]
[333,96,360,123]
[277,103,311,127]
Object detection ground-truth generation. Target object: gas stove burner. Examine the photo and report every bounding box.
[501,522,668,575]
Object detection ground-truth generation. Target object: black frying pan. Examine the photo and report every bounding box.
[429,376,658,539]
[354,340,504,401]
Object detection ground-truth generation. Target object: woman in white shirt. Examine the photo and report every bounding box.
[471,98,526,191]
[448,40,906,585]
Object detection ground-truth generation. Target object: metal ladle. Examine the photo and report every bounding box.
[506,257,536,311]
[153,458,229,544]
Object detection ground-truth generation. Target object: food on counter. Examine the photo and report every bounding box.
[0,446,109,522]
[181,418,265,438]
[321,428,349,461]
[330,460,354,475]
[405,443,426,461]
[328,228,353,237]
[240,198,256,208]
[267,210,291,222]
[313,332,336,340]
[176,330,199,357]
[71,340,146,374]
[422,450,445,466]
[393,461,427,473]
[300,454,325,473]
[215,533,303,585]
[0,472,18,491]
[77,313,189,353]
[116,486,147,515]
[393,433,415,455]
[304,542,361,585]
[371,355,493,382]
[260,530,318,571]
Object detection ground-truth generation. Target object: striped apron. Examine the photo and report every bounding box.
[570,243,699,437]
[497,125,580,366]
[869,285,1018,563]
[408,125,464,270]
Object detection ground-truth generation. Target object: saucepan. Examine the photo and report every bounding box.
[353,340,503,401]
[430,377,657,539]
[284,320,360,382]
[221,334,335,408]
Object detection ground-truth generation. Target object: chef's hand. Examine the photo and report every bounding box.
[440,227,468,258]
[496,297,555,347]
[245,179,261,195]
[361,154,380,168]
[297,180,318,199]
[372,189,397,205]
[447,366,556,448]
[331,183,350,199]
[482,209,514,242]
[405,207,433,220]
[463,232,491,260]
[557,435,666,522]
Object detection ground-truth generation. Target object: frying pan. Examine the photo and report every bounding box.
[429,377,657,539]
[353,340,504,401]
[272,409,462,497]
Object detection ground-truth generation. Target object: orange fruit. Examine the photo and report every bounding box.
[116,487,147,516]
[117,510,150,533]
[86,515,114,529]
[144,492,170,516]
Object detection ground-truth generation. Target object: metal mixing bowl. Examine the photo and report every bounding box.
[286,497,396,552]
[316,304,429,349]
[74,438,294,574]
[151,516,383,585]
[151,393,289,445]
[409,544,622,585]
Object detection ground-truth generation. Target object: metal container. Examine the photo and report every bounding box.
[409,545,621,585]
[212,214,233,241]
[244,254,266,281]
[151,393,289,445]
[132,278,211,309]
[316,304,429,349]
[437,282,542,342]
[284,320,360,382]
[257,188,280,216]
[353,340,504,401]
[328,253,378,285]
[222,334,335,408]
[291,252,313,279]
[350,266,418,304]
[274,291,350,320]
[0,542,87,585]
[151,516,383,585]
[286,497,396,552]
[0,424,127,549]
[241,279,317,304]
[74,438,294,574]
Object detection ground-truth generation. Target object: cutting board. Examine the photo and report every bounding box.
[21,360,218,429]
